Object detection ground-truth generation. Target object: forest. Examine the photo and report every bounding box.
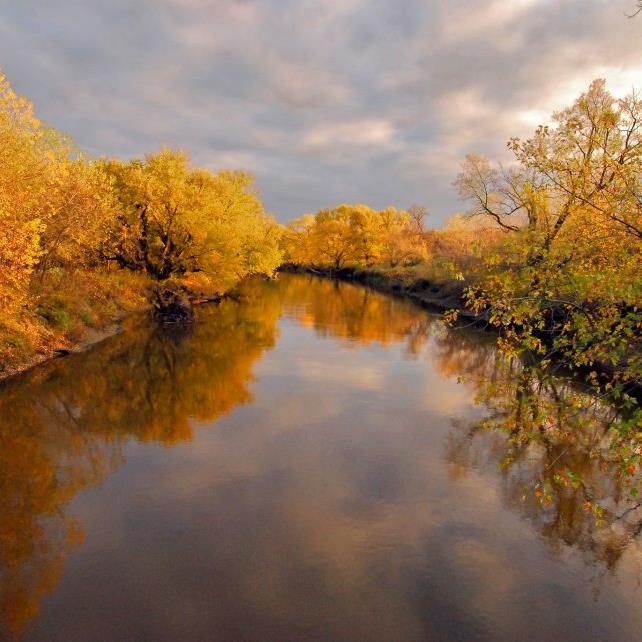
[0,71,282,375]
[1,71,641,488]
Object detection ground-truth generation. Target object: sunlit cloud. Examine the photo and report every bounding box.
[302,119,395,151]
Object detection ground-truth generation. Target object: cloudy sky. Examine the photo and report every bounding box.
[1,0,641,223]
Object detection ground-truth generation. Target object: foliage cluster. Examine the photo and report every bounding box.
[0,71,281,373]
[452,79,642,493]
[282,204,430,270]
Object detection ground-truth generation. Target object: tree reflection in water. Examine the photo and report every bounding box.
[0,280,282,639]
[435,326,642,569]
[0,274,640,639]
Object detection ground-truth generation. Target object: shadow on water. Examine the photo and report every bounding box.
[0,273,640,641]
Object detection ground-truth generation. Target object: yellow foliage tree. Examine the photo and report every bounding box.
[101,150,282,294]
[283,204,429,270]
[0,72,47,318]
[0,70,282,371]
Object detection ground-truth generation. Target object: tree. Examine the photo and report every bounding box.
[348,204,383,266]
[454,155,548,234]
[101,150,281,292]
[513,80,641,244]
[456,80,642,265]
[379,207,428,266]
[37,156,117,280]
[407,205,427,236]
[0,71,48,318]
[311,206,357,270]
[455,80,642,498]
[284,203,430,270]
[0,69,281,370]
[282,214,316,265]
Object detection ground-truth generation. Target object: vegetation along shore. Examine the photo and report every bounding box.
[1,72,640,492]
[0,71,282,379]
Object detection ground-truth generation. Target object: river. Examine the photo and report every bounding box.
[1,273,641,641]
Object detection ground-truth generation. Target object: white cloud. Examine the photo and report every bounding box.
[302,119,395,150]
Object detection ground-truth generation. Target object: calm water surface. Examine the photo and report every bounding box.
[1,274,641,642]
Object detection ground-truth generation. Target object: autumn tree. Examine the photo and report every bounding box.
[457,80,642,253]
[282,214,317,266]
[0,72,120,361]
[310,206,358,270]
[284,204,430,271]
[100,150,282,293]
[455,79,642,496]
[407,205,427,236]
[0,72,49,318]
[378,207,428,266]
[347,204,384,266]
[0,70,282,370]
[37,156,117,280]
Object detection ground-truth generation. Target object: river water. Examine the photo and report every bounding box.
[1,273,641,642]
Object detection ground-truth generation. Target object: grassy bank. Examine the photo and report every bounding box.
[0,270,151,381]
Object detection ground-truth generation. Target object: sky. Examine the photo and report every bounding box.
[1,0,641,224]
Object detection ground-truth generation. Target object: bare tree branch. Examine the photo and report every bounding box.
[627,1,642,18]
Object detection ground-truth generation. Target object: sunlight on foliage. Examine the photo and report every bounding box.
[0,71,282,374]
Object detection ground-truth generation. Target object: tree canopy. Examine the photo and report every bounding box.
[0,71,282,372]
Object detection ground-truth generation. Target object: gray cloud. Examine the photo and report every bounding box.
[1,0,641,222]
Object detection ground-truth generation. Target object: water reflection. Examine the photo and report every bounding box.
[0,284,282,639]
[274,275,431,354]
[436,327,642,568]
[0,274,640,641]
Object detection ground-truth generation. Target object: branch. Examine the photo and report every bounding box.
[627,1,642,17]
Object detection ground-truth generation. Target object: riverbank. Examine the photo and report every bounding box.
[0,266,470,383]
[280,264,476,318]
[0,265,471,383]
[0,286,231,384]
[0,308,148,383]
[282,264,641,401]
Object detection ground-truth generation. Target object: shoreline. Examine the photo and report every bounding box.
[4,269,450,385]
[0,308,148,384]
[0,292,228,385]
[280,265,642,402]
[280,264,476,317]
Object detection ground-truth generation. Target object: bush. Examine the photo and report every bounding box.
[36,297,71,330]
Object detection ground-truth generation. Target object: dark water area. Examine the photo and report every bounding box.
[1,274,641,642]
